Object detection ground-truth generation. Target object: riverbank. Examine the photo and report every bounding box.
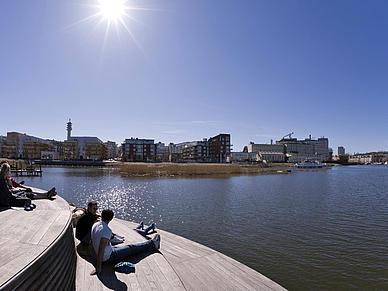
[112,162,294,176]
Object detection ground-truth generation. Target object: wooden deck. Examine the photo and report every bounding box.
[75,219,287,291]
[0,188,287,291]
[0,188,76,290]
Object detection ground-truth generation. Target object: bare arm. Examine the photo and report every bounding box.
[90,237,109,275]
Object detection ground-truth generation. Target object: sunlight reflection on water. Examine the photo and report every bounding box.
[20,165,388,291]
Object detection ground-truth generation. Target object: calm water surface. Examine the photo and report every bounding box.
[21,165,387,290]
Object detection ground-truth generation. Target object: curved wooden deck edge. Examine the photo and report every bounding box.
[0,191,76,291]
[75,218,287,291]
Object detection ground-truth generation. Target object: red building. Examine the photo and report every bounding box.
[208,134,231,163]
[122,138,156,162]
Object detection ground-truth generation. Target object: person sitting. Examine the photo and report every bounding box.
[0,162,56,199]
[0,163,33,209]
[76,201,100,246]
[90,209,160,276]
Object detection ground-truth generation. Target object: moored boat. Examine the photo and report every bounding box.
[295,160,324,168]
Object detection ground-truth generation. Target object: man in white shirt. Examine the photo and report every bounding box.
[91,209,160,275]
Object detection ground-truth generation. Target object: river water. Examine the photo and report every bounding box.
[19,165,387,290]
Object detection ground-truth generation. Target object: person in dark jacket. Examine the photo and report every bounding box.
[0,161,56,199]
[76,200,100,245]
[0,163,32,208]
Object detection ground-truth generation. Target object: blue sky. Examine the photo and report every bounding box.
[1,0,388,154]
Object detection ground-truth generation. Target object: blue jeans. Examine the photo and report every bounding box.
[105,240,156,264]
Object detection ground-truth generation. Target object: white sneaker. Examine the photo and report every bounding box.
[114,234,125,240]
[111,235,124,245]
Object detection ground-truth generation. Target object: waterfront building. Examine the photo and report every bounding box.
[229,152,259,163]
[276,134,329,162]
[182,139,211,162]
[304,136,330,161]
[338,146,345,156]
[259,151,285,163]
[64,136,107,160]
[156,142,169,162]
[64,120,107,160]
[208,133,231,163]
[348,152,388,164]
[63,140,78,160]
[4,132,59,159]
[168,142,192,154]
[0,136,6,157]
[105,141,118,159]
[247,142,284,153]
[122,138,156,162]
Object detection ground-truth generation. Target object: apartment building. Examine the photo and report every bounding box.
[64,136,107,160]
[4,132,58,159]
[208,134,231,163]
[64,120,107,160]
[348,152,388,164]
[105,141,118,159]
[338,146,345,155]
[0,136,6,157]
[155,142,169,162]
[182,140,211,162]
[122,138,156,162]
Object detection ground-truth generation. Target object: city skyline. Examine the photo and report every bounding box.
[2,1,388,154]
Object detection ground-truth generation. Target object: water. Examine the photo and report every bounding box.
[19,165,388,290]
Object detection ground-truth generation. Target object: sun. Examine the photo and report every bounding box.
[98,0,126,21]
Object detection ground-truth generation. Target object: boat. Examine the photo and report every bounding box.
[295,160,324,169]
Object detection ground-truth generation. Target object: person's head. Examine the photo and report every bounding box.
[0,163,10,178]
[87,200,98,215]
[101,209,114,223]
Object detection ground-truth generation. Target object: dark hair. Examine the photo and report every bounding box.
[87,200,97,208]
[101,209,114,222]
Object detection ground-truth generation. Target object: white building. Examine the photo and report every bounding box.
[277,135,330,162]
[230,152,259,162]
[259,151,285,163]
[248,143,284,153]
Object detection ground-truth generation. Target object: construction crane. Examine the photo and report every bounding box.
[282,132,294,140]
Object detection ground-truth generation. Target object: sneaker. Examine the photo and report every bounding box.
[30,203,36,209]
[135,221,144,230]
[24,206,32,211]
[114,234,125,240]
[152,234,161,250]
[111,235,125,245]
[47,187,56,198]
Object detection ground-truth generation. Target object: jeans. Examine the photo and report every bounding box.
[105,240,156,264]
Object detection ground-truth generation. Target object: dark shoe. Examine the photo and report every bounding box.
[145,222,156,234]
[47,187,56,198]
[136,221,144,230]
[30,203,36,209]
[152,234,161,250]
[19,180,25,185]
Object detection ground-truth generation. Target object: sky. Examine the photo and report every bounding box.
[2,0,388,155]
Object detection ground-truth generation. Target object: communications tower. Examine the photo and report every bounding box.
[67,119,72,141]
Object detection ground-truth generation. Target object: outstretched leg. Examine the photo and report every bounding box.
[134,223,155,237]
